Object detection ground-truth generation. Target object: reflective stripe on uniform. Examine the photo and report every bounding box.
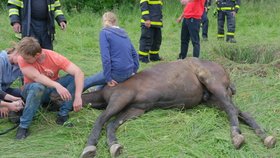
[235,5,240,9]
[8,0,23,8]
[217,34,224,37]
[226,32,235,36]
[140,0,148,4]
[138,51,149,56]
[9,8,19,16]
[55,10,63,17]
[142,10,149,15]
[48,5,55,11]
[217,7,235,11]
[148,1,163,5]
[141,19,162,26]
[54,0,61,7]
[149,51,159,55]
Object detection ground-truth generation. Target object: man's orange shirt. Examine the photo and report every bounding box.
[18,49,71,84]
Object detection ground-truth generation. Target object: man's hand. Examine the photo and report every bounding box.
[55,84,72,101]
[73,96,82,112]
[107,80,118,87]
[232,11,236,17]
[60,22,67,30]
[180,0,192,5]
[145,20,151,28]
[176,16,183,23]
[13,23,21,33]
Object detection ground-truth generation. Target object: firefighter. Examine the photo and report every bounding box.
[216,0,240,43]
[7,0,67,50]
[201,0,212,41]
[139,0,163,63]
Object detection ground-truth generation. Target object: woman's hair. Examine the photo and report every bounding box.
[6,42,17,54]
[16,37,42,57]
[102,11,118,28]
[6,47,16,55]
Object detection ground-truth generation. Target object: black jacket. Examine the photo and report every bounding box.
[8,0,66,36]
[140,0,163,28]
[216,0,241,13]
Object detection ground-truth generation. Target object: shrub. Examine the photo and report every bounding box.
[213,44,279,64]
[61,0,137,12]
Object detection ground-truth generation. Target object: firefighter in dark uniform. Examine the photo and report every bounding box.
[8,0,67,50]
[139,0,163,63]
[201,0,212,41]
[216,0,240,43]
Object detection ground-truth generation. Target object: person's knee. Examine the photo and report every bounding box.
[29,83,46,96]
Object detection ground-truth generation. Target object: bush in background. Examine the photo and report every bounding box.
[0,0,137,12]
[61,0,137,12]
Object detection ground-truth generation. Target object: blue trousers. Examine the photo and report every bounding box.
[201,10,209,38]
[179,18,201,59]
[84,70,134,91]
[19,75,75,129]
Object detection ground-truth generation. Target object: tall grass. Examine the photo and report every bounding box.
[0,0,280,157]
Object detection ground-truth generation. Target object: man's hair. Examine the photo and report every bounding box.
[16,37,42,57]
[102,11,118,28]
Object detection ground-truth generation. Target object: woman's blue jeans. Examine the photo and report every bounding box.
[83,70,134,91]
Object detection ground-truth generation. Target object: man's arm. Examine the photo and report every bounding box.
[21,66,72,101]
[180,0,193,5]
[64,63,84,112]
[7,0,22,32]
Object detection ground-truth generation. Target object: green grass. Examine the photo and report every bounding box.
[1,0,280,157]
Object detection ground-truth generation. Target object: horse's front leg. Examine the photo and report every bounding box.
[106,107,145,157]
[80,111,112,158]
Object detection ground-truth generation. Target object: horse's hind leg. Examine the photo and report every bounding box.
[239,111,276,148]
[106,107,145,157]
[205,84,245,149]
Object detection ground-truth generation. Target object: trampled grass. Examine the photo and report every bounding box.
[0,0,280,157]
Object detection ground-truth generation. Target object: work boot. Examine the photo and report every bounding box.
[139,55,149,63]
[202,36,208,41]
[177,54,185,60]
[56,115,73,127]
[227,38,237,43]
[15,127,29,140]
[217,37,224,41]
[149,54,162,62]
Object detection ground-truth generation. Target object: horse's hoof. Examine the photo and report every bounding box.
[232,134,245,149]
[110,144,123,158]
[80,145,97,158]
[264,136,276,148]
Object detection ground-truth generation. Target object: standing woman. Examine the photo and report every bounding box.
[0,47,24,118]
[84,12,139,89]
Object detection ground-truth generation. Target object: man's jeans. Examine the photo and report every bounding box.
[84,70,134,91]
[20,75,75,129]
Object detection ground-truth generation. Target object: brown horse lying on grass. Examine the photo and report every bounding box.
[80,57,276,158]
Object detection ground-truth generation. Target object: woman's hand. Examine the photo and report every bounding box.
[0,107,9,118]
[8,100,24,112]
[107,80,118,87]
